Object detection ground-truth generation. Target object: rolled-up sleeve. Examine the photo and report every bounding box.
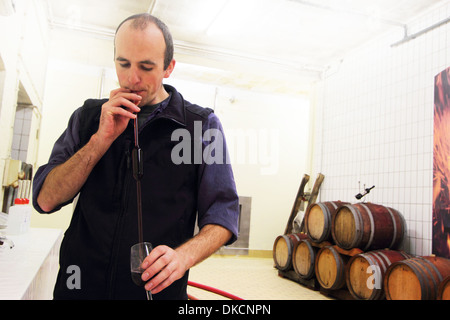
[32,107,83,213]
[196,113,240,245]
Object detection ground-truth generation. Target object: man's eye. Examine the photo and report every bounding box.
[120,63,130,68]
[141,66,153,71]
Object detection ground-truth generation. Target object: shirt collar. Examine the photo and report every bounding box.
[152,84,187,127]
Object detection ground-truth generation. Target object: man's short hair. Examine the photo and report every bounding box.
[115,13,174,70]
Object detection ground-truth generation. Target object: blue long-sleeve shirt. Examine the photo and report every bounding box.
[32,85,240,299]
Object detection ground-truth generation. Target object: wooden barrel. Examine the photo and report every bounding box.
[292,239,318,279]
[346,249,412,300]
[304,201,348,243]
[384,256,450,300]
[438,276,450,300]
[331,203,406,251]
[273,233,308,271]
[315,246,348,290]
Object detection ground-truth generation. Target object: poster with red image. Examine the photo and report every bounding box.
[433,66,450,259]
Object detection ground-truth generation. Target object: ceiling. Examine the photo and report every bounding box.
[45,0,446,94]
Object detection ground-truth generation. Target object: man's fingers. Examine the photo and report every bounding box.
[114,92,142,104]
[105,88,143,119]
[114,95,142,111]
[143,260,179,294]
[140,245,185,294]
[145,266,178,294]
[103,97,140,117]
[94,88,143,144]
[109,89,142,107]
[106,106,137,119]
[141,245,170,275]
[109,87,129,97]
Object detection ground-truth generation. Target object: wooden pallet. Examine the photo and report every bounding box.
[277,269,320,291]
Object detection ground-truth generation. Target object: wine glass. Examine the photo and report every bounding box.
[130,242,152,300]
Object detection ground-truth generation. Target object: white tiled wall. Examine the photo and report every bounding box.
[12,104,33,162]
[312,2,450,256]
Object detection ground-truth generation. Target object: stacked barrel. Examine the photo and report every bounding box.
[273,201,450,300]
[384,256,450,300]
[273,233,308,271]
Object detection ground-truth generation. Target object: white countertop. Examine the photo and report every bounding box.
[0,228,63,300]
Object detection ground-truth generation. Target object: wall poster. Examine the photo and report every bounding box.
[433,66,450,259]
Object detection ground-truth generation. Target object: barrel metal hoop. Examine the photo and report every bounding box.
[402,259,428,299]
[330,202,338,209]
[347,204,363,249]
[420,257,444,283]
[302,240,315,278]
[279,235,293,270]
[414,258,440,300]
[360,203,375,251]
[407,257,442,300]
[318,203,331,241]
[386,207,398,248]
[282,235,294,257]
[399,251,411,259]
[325,202,339,241]
[306,241,315,265]
[397,209,407,248]
[329,246,344,288]
[373,251,391,272]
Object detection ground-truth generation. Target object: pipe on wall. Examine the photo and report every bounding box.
[391,16,450,47]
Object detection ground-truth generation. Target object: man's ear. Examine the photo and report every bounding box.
[164,59,176,78]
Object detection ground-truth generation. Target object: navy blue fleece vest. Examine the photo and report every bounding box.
[53,86,213,299]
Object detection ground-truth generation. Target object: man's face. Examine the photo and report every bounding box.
[114,22,175,106]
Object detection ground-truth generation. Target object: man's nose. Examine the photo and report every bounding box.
[128,66,141,85]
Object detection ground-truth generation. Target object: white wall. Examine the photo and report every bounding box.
[219,90,310,251]
[168,77,311,250]
[312,1,450,256]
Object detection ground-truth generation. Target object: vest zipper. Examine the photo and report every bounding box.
[106,143,133,299]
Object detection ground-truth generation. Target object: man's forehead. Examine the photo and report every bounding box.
[115,22,165,61]
[115,20,163,43]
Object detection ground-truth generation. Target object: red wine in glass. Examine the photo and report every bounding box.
[130,242,152,299]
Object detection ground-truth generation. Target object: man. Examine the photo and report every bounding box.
[33,13,239,299]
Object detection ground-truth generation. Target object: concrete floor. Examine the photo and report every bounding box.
[188,255,331,300]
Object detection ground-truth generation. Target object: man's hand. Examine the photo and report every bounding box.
[96,88,142,145]
[140,225,232,295]
[140,245,189,295]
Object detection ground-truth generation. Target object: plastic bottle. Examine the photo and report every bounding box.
[7,198,31,235]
